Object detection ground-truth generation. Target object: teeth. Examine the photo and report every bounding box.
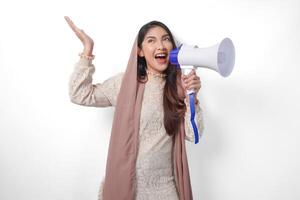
[155,53,167,58]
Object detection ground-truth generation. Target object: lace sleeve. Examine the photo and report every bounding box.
[184,97,204,143]
[69,58,124,107]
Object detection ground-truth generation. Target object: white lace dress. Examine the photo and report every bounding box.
[69,58,204,200]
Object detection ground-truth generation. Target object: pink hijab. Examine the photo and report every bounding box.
[102,36,193,200]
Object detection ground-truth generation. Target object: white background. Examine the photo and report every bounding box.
[0,0,299,199]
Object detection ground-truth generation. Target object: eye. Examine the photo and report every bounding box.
[147,39,154,43]
[164,37,170,41]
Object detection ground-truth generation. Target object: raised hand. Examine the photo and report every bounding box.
[64,16,94,56]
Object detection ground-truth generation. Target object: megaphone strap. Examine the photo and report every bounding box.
[189,94,199,144]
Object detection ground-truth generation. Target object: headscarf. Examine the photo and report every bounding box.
[102,35,193,200]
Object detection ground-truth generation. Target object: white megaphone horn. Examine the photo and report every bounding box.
[169,37,235,90]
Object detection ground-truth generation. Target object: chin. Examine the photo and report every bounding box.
[157,66,168,73]
[157,63,169,71]
[149,61,169,73]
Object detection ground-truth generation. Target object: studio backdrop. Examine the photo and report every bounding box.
[0,0,299,200]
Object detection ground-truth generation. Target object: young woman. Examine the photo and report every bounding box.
[65,16,204,200]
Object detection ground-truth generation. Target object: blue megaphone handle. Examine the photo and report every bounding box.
[189,93,199,144]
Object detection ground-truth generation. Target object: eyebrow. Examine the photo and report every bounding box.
[145,34,170,40]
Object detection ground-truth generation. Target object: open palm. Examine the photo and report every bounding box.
[64,16,94,53]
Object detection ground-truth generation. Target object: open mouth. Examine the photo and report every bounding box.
[154,53,168,63]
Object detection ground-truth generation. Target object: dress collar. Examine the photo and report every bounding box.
[146,69,167,78]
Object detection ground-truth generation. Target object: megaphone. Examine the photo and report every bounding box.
[170,37,235,91]
[169,38,235,144]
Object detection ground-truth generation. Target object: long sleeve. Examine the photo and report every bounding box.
[69,58,124,107]
[184,97,204,143]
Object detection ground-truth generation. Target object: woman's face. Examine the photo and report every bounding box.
[138,26,174,74]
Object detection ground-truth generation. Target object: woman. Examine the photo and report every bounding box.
[65,16,204,200]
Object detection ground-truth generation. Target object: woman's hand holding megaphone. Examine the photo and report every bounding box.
[64,16,94,56]
[181,69,201,103]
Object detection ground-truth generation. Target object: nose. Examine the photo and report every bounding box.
[157,40,167,51]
